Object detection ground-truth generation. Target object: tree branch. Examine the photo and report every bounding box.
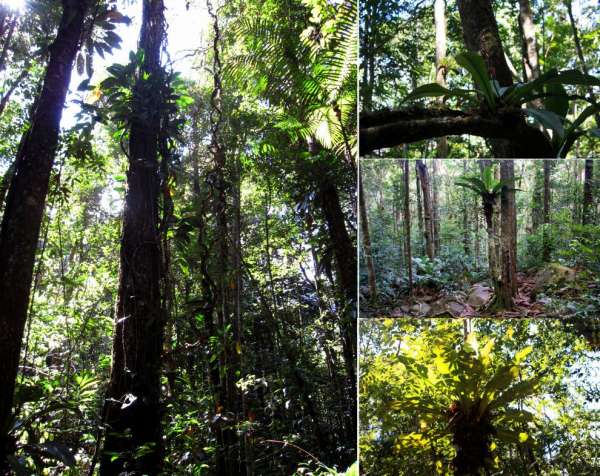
[359,106,554,157]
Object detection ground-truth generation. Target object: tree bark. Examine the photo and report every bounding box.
[457,0,513,87]
[531,161,543,232]
[415,164,424,255]
[434,0,448,158]
[432,159,441,256]
[0,1,90,468]
[462,160,470,256]
[359,172,377,299]
[500,161,516,307]
[416,160,435,260]
[403,160,413,291]
[100,2,166,474]
[360,107,553,157]
[582,159,594,225]
[517,0,540,81]
[541,159,552,262]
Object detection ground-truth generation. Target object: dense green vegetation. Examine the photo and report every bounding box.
[360,0,600,157]
[0,0,357,474]
[360,159,600,320]
[359,318,598,475]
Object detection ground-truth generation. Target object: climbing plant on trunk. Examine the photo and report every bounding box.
[456,166,515,310]
[99,1,169,473]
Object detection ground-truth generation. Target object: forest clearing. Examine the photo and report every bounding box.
[360,159,600,322]
[359,318,598,475]
[0,0,357,474]
[360,0,599,158]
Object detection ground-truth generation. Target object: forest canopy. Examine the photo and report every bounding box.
[359,318,598,475]
[0,0,357,474]
[359,0,600,157]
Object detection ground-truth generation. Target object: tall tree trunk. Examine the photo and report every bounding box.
[403,160,413,292]
[517,0,540,81]
[100,2,166,474]
[416,160,435,260]
[582,159,594,225]
[0,1,90,468]
[434,0,448,158]
[462,160,470,256]
[415,166,424,255]
[531,161,543,232]
[316,178,356,421]
[359,172,377,299]
[500,161,516,307]
[541,160,553,262]
[432,159,441,255]
[482,194,503,308]
[456,0,520,304]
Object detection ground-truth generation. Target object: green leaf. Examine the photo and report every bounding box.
[495,426,522,444]
[480,365,519,414]
[343,461,358,476]
[524,108,565,137]
[543,83,569,118]
[488,377,540,410]
[455,52,496,110]
[514,346,533,364]
[558,104,600,157]
[546,69,600,87]
[402,83,474,104]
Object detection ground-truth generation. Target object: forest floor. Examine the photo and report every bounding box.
[361,267,598,318]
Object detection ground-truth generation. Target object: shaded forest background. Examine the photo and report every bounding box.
[360,159,600,321]
[0,0,357,474]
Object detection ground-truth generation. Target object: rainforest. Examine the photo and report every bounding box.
[0,0,357,474]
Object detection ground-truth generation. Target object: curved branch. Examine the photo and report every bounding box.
[359,106,554,157]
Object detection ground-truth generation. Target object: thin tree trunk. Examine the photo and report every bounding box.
[0,1,90,468]
[566,0,600,127]
[517,0,540,81]
[416,160,435,260]
[100,1,166,474]
[582,159,594,225]
[434,0,448,158]
[432,159,441,255]
[500,160,516,307]
[531,161,543,232]
[462,160,470,256]
[359,172,377,299]
[415,166,424,255]
[403,160,413,292]
[0,13,16,72]
[541,160,552,262]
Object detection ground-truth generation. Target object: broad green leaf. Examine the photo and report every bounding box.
[480,365,519,414]
[488,377,540,410]
[402,82,474,104]
[546,69,600,87]
[514,346,533,364]
[455,52,496,109]
[480,338,495,361]
[524,108,565,138]
[543,83,569,118]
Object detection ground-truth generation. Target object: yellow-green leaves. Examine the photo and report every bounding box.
[514,346,533,364]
